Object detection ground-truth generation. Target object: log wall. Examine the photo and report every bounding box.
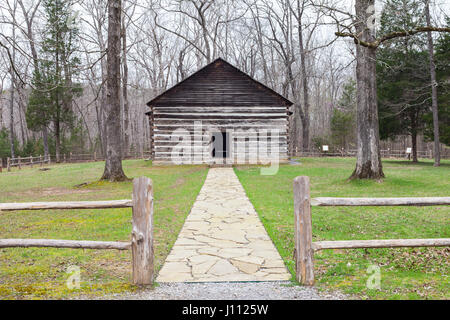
[147,58,293,164]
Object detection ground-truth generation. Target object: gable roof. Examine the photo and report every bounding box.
[146,57,293,110]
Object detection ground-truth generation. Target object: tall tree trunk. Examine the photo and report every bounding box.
[350,0,384,180]
[9,18,16,158]
[0,97,3,126]
[300,112,309,151]
[99,55,108,157]
[63,48,74,116]
[424,0,440,166]
[55,28,61,164]
[55,118,61,163]
[43,126,49,161]
[16,84,28,145]
[95,100,106,156]
[101,0,128,181]
[9,69,15,159]
[287,63,303,151]
[410,110,419,163]
[202,24,211,63]
[121,9,130,157]
[297,0,310,151]
[411,129,418,163]
[98,23,108,158]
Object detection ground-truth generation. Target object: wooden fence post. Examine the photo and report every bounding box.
[131,176,154,285]
[7,157,10,172]
[94,152,96,162]
[30,156,33,168]
[18,156,21,170]
[293,176,315,286]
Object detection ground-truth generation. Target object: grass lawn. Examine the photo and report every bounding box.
[0,160,208,299]
[235,157,450,300]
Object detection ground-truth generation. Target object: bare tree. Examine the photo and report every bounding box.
[348,0,384,179]
[121,0,130,156]
[7,1,17,158]
[101,0,128,181]
[155,0,246,64]
[293,0,311,151]
[424,0,440,166]
[329,0,449,179]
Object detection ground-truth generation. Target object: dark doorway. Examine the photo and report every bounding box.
[212,132,229,158]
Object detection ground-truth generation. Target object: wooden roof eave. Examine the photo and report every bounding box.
[146,105,295,117]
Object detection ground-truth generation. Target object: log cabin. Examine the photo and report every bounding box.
[145,58,293,165]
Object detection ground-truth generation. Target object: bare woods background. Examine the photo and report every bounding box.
[0,0,448,161]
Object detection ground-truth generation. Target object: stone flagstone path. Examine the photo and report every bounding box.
[156,168,291,282]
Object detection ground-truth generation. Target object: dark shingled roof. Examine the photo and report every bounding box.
[145,57,293,115]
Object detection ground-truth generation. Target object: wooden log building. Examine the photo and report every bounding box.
[146,58,293,165]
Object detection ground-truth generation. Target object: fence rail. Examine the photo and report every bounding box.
[292,148,450,159]
[0,200,133,211]
[312,238,450,250]
[311,197,450,206]
[3,151,152,172]
[0,176,154,286]
[293,176,450,286]
[6,155,50,171]
[0,239,131,250]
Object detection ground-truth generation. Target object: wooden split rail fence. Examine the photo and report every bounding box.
[0,176,154,285]
[293,176,450,286]
[3,151,153,172]
[6,155,50,171]
[293,149,449,159]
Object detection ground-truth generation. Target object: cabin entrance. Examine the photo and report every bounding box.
[211,132,229,159]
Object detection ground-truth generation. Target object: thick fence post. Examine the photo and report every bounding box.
[131,176,154,285]
[30,156,33,168]
[18,156,21,170]
[293,176,315,286]
[7,157,10,172]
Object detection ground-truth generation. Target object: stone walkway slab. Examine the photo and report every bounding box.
[156,168,291,282]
